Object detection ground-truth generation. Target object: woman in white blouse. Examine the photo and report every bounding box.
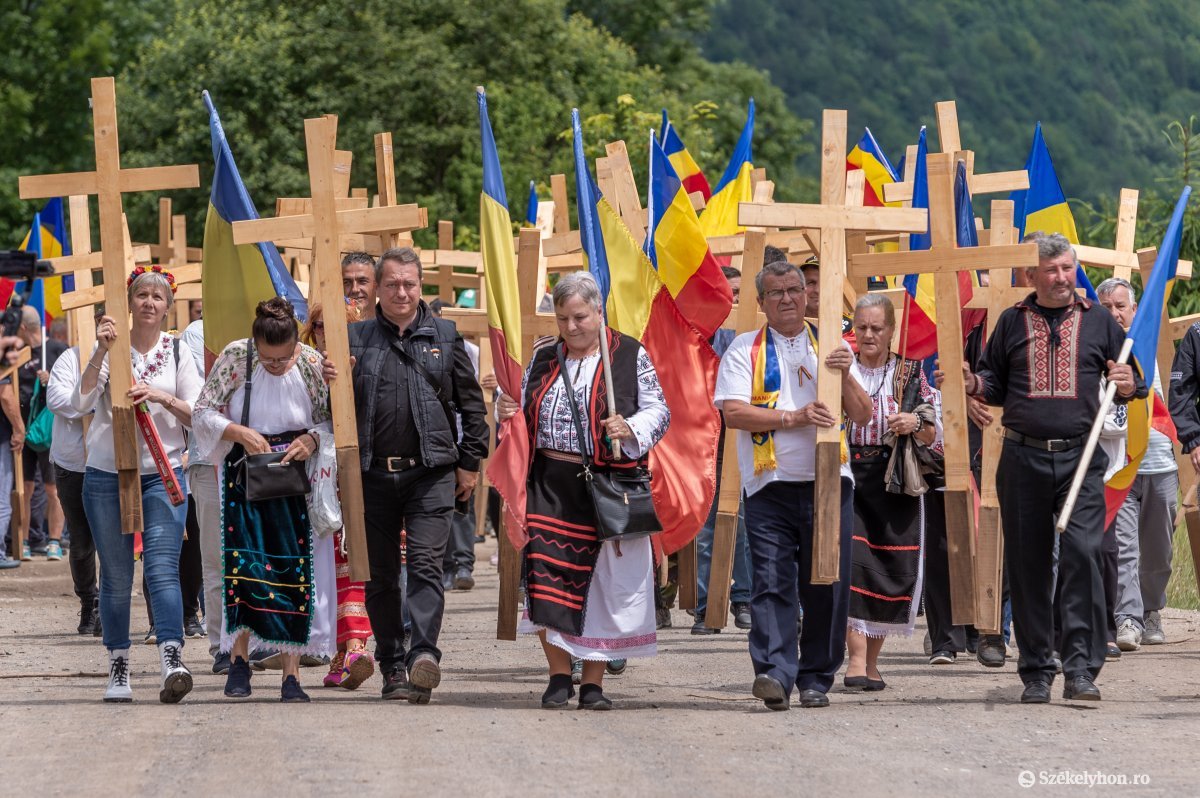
[192,297,336,704]
[497,272,670,710]
[73,267,203,704]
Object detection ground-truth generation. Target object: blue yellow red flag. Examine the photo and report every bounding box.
[660,110,712,202]
[697,99,754,238]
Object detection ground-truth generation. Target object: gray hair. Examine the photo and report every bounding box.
[1096,276,1138,307]
[342,250,376,272]
[552,271,604,311]
[376,246,423,284]
[755,260,803,298]
[127,270,173,304]
[20,305,40,330]
[1023,231,1076,263]
[854,292,896,328]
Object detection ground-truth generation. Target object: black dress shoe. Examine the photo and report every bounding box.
[863,677,886,691]
[731,602,752,630]
[1020,680,1052,704]
[843,675,869,689]
[690,617,720,635]
[976,635,1006,668]
[799,689,829,708]
[1063,676,1101,701]
[1105,642,1122,661]
[752,674,790,711]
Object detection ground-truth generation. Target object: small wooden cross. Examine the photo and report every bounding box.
[231,114,427,583]
[737,109,929,585]
[19,77,200,534]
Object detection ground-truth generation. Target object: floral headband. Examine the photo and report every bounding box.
[127,264,178,294]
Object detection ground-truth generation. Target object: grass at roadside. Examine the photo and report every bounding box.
[1167,517,1200,610]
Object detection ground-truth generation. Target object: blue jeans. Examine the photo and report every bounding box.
[695,498,752,613]
[85,468,188,651]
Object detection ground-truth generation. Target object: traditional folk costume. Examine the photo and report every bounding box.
[845,355,940,639]
[973,293,1145,688]
[517,330,669,661]
[714,323,855,696]
[192,340,336,658]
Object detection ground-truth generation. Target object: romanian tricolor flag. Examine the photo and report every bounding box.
[698,98,754,238]
[5,200,75,322]
[645,131,733,339]
[477,88,532,547]
[201,90,307,361]
[847,128,900,207]
[1103,186,1190,527]
[660,110,711,202]
[572,110,720,555]
[1010,122,1096,301]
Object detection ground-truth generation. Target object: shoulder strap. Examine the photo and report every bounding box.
[240,338,253,427]
[173,337,180,367]
[555,345,591,472]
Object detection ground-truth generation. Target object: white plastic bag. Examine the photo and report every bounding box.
[306,433,342,538]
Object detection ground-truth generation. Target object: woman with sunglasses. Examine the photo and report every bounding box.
[193,298,336,702]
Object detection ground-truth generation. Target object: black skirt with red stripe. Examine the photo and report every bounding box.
[848,446,923,628]
[524,453,601,636]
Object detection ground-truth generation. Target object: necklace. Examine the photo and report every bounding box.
[857,355,894,402]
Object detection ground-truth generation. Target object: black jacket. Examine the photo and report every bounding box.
[1170,322,1200,452]
[348,301,488,472]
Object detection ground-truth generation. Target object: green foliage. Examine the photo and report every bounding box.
[704,0,1200,204]
[0,0,810,248]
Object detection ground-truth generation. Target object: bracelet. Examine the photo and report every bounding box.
[167,396,176,409]
[914,416,924,434]
[85,361,102,372]
[781,410,791,429]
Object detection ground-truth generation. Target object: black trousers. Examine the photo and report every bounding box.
[362,464,455,674]
[922,490,967,653]
[997,439,1107,685]
[55,466,97,606]
[744,478,853,694]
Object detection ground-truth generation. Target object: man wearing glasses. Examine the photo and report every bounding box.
[714,260,871,711]
[339,247,488,703]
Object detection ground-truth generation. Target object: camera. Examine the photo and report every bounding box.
[0,250,55,354]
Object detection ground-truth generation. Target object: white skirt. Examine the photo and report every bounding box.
[519,535,658,661]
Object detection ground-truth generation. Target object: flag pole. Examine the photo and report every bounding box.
[598,325,623,460]
[1055,337,1133,533]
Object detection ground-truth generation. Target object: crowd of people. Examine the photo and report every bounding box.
[3,231,1191,710]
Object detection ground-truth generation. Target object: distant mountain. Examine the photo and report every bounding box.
[701,0,1200,205]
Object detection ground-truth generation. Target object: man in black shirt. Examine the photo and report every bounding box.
[341,247,488,704]
[937,232,1143,704]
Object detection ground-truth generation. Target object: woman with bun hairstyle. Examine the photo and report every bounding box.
[74,265,203,704]
[192,297,336,703]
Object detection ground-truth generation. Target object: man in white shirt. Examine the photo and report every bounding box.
[714,260,871,711]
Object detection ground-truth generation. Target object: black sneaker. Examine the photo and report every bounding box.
[184,614,205,639]
[929,650,956,665]
[976,635,1006,668]
[280,675,311,703]
[605,659,626,676]
[541,674,575,709]
[211,651,232,675]
[731,602,752,630]
[690,614,720,636]
[78,602,98,635]
[223,656,252,698]
[452,567,475,591]
[578,683,613,710]
[381,669,412,700]
[93,608,103,638]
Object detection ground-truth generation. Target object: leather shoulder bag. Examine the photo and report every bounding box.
[556,346,661,542]
[234,339,310,501]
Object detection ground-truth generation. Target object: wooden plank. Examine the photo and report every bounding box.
[739,203,927,234]
[550,173,570,236]
[438,220,454,251]
[542,231,582,258]
[1112,188,1140,282]
[604,140,645,244]
[849,242,1039,280]
[935,100,962,153]
[1139,246,1193,280]
[232,203,425,246]
[968,169,1029,195]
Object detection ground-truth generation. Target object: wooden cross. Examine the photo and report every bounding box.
[19,76,200,534]
[231,114,426,583]
[737,109,928,584]
[374,132,414,249]
[849,153,1038,624]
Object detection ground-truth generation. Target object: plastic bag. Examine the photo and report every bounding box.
[306,432,342,538]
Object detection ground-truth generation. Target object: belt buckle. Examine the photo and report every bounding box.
[1047,439,1066,452]
[386,456,414,472]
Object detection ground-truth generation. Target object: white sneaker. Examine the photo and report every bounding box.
[157,640,193,704]
[105,650,132,703]
[1143,611,1166,645]
[1116,618,1142,651]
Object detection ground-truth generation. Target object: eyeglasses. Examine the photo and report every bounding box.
[762,286,806,301]
[259,355,294,366]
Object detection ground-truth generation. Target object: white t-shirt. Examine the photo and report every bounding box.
[714,326,854,497]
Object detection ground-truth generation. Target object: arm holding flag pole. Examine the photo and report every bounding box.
[1055,337,1134,534]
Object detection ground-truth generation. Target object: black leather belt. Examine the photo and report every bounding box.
[373,456,422,473]
[1002,429,1084,452]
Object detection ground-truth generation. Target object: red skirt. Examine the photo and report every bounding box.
[335,531,372,646]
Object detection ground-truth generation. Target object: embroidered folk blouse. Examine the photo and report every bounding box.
[522,347,670,459]
[848,356,942,452]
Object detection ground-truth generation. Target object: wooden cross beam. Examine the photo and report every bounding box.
[231,114,427,583]
[19,76,200,534]
[851,155,1038,624]
[738,109,928,584]
[374,132,414,249]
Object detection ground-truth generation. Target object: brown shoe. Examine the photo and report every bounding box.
[408,652,442,690]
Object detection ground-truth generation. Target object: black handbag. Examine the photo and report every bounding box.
[234,339,310,502]
[556,347,661,543]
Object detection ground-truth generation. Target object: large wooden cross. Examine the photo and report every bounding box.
[19,77,200,534]
[849,153,1038,624]
[737,109,928,584]
[231,114,426,583]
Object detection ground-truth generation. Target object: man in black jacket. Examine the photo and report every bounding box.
[937,232,1143,704]
[343,247,488,704]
